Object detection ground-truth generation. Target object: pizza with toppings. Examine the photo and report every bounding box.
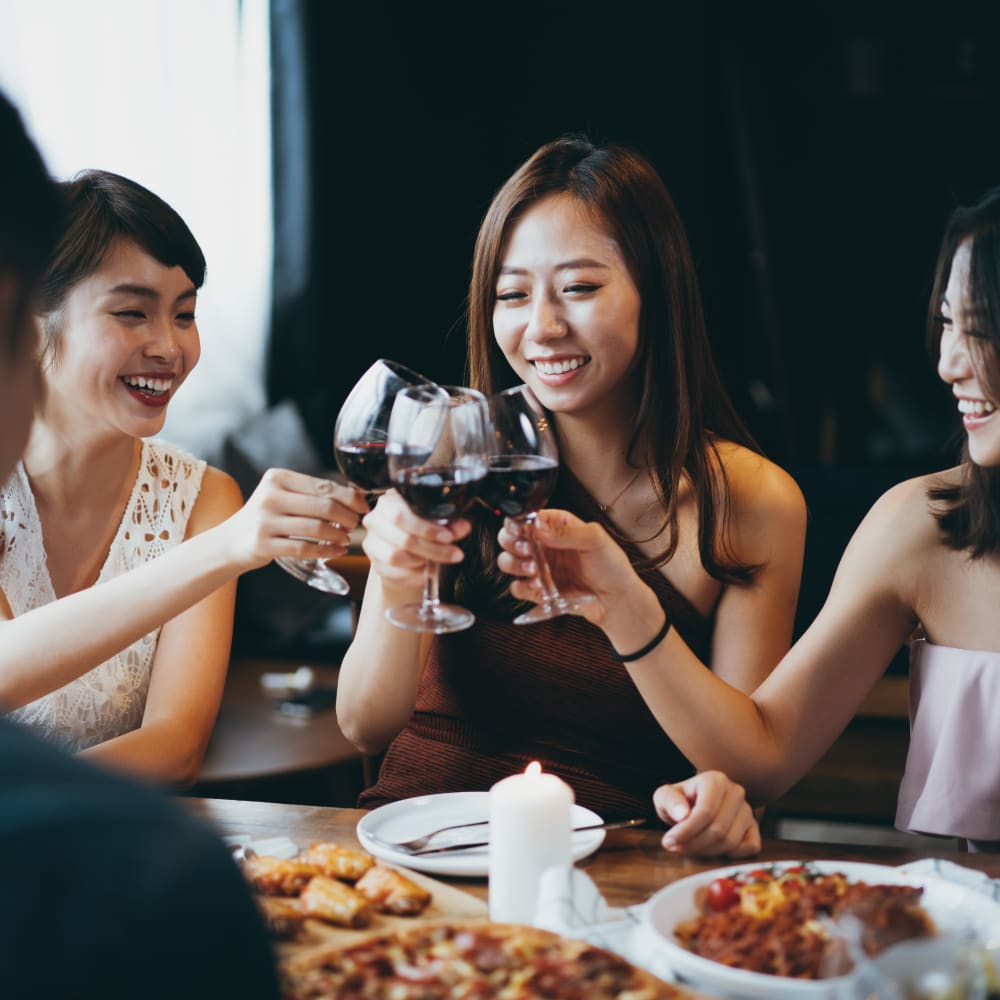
[280,920,689,1000]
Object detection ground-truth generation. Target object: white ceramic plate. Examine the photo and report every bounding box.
[356,791,605,877]
[642,859,1000,999]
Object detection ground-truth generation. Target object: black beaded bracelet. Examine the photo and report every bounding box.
[610,613,672,662]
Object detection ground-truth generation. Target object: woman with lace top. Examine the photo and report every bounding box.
[0,170,366,786]
[500,185,1000,851]
[336,135,807,857]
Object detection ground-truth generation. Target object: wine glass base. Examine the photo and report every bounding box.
[385,603,476,634]
[513,592,597,625]
[275,556,351,596]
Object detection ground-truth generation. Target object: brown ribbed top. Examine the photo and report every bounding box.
[360,468,712,821]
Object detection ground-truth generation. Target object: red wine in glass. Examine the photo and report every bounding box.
[480,455,558,518]
[394,464,486,520]
[333,440,390,494]
[276,359,437,593]
[486,384,596,625]
[385,385,490,634]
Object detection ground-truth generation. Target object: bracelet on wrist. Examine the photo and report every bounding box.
[610,613,671,662]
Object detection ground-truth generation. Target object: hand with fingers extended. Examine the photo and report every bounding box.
[224,468,370,572]
[359,490,472,602]
[653,771,761,859]
[496,508,647,626]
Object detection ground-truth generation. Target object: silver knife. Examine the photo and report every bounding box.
[408,816,645,855]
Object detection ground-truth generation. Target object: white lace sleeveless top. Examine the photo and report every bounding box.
[0,439,206,752]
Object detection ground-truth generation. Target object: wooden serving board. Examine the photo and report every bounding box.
[276,863,488,962]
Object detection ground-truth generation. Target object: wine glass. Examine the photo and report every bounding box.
[276,359,435,593]
[483,384,596,625]
[385,385,490,633]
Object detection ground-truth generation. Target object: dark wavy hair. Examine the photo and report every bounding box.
[0,91,61,358]
[35,169,205,355]
[460,134,761,607]
[927,186,1000,555]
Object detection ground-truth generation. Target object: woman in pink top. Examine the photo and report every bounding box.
[499,185,1000,851]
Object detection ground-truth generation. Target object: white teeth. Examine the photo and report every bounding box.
[122,375,173,394]
[534,358,588,375]
[958,398,996,416]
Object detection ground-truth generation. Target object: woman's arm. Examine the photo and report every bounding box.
[336,491,460,754]
[78,468,241,784]
[0,468,367,714]
[499,478,925,802]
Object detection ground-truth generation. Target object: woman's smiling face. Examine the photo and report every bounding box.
[42,238,200,437]
[492,192,641,419]
[937,240,1000,467]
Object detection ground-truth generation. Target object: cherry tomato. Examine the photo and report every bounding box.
[705,876,741,912]
[746,868,772,883]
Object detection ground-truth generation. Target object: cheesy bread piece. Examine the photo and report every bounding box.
[256,895,306,938]
[354,864,432,916]
[297,841,375,882]
[242,855,321,896]
[299,875,372,928]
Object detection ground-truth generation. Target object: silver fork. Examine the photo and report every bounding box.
[373,819,490,854]
[374,816,646,855]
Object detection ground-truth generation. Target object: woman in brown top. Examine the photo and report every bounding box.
[337,135,806,857]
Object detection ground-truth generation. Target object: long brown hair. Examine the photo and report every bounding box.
[928,186,1000,555]
[461,134,761,605]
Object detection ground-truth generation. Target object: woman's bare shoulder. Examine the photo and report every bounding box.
[839,468,958,586]
[187,465,244,532]
[712,440,807,525]
[861,468,956,537]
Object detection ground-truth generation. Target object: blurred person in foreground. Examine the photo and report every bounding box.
[0,89,280,999]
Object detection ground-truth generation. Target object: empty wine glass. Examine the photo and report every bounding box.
[483,384,596,625]
[385,385,490,634]
[276,359,435,593]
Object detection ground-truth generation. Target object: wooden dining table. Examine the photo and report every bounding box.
[184,796,1000,908]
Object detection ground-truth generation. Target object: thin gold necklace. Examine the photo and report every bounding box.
[598,468,643,513]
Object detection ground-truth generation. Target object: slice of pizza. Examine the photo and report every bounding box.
[281,920,690,999]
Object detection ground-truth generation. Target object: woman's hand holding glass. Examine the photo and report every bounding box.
[224,467,367,571]
[484,384,596,624]
[276,358,435,593]
[497,507,652,630]
[383,385,490,633]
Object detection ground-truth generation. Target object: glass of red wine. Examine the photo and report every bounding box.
[483,384,596,625]
[385,384,490,633]
[276,359,435,593]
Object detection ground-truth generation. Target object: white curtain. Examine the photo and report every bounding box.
[0,0,272,460]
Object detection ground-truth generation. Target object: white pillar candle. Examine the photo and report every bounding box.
[488,761,573,924]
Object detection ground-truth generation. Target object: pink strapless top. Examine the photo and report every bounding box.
[896,639,1000,842]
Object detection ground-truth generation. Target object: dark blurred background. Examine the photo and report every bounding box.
[239,0,1000,659]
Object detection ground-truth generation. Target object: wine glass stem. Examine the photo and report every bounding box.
[420,561,442,617]
[419,519,448,618]
[520,512,563,609]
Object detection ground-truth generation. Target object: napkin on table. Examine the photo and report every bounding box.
[221,835,299,859]
[532,865,674,982]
